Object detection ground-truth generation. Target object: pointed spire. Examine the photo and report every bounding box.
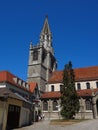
[40,16,53,49]
[40,15,51,35]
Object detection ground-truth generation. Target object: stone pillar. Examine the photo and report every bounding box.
[92,96,97,119]
[80,98,85,119]
[48,99,52,120]
[57,99,61,119]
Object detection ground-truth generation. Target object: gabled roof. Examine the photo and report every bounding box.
[28,82,38,93]
[49,66,98,83]
[0,71,30,92]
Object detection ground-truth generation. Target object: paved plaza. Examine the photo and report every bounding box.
[14,119,98,130]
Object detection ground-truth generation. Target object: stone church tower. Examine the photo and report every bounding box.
[27,16,57,92]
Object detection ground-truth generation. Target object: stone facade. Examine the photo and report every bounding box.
[27,17,57,92]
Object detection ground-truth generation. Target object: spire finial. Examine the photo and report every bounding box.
[45,14,48,19]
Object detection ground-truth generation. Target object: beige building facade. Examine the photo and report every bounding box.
[0,88,31,130]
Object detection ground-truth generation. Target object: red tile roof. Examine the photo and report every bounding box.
[41,88,98,99]
[77,88,98,97]
[28,82,38,93]
[49,66,98,83]
[41,91,61,99]
[0,71,30,92]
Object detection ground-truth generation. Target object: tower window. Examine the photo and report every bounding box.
[51,85,54,92]
[33,51,38,61]
[77,83,81,90]
[96,82,98,88]
[86,82,90,89]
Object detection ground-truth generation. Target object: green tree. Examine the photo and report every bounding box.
[60,61,80,119]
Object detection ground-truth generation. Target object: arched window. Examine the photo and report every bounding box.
[53,100,58,111]
[86,82,90,89]
[43,101,48,111]
[77,83,81,90]
[85,100,92,110]
[96,82,98,88]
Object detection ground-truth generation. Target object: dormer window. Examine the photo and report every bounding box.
[86,82,90,89]
[18,80,22,86]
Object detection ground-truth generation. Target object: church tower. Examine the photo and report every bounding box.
[27,16,57,92]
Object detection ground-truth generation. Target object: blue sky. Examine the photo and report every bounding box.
[0,0,98,80]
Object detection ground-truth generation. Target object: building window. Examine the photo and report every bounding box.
[51,85,54,92]
[77,83,81,90]
[96,82,98,88]
[86,82,90,89]
[53,100,58,111]
[43,101,48,111]
[33,51,38,61]
[60,85,63,92]
[85,100,92,110]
